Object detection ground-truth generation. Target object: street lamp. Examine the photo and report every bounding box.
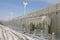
[22,1,28,33]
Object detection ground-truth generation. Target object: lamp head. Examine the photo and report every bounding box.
[23,1,28,6]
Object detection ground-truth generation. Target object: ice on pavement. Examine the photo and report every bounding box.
[0,25,47,40]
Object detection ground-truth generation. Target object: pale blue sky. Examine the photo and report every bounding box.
[0,0,60,20]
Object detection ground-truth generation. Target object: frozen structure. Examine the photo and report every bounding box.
[3,3,60,36]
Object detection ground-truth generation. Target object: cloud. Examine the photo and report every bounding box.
[0,16,4,21]
[28,0,60,4]
[10,12,14,17]
[0,16,10,21]
[0,12,14,21]
[41,0,60,4]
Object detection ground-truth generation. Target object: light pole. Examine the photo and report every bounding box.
[23,1,28,33]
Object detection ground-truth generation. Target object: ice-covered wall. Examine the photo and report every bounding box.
[2,3,60,36]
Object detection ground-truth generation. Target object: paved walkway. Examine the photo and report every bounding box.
[0,25,47,40]
[0,25,60,40]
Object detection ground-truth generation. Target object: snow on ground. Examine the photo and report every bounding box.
[0,25,47,40]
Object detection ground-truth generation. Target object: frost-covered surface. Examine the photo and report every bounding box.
[0,25,47,40]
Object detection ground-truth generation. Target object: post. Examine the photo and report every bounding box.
[52,32,55,40]
[44,23,48,36]
[23,28,26,33]
[34,29,36,35]
[41,30,44,37]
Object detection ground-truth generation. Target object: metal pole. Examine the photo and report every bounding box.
[23,1,28,33]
